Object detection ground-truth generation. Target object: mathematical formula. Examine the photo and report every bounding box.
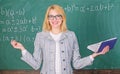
[0,8,25,18]
[64,3,114,13]
[0,35,35,42]
[0,7,40,42]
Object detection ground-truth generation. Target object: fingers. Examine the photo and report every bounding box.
[92,45,110,57]
[103,46,109,52]
[10,40,19,48]
[100,45,110,54]
[11,40,17,45]
[10,40,25,51]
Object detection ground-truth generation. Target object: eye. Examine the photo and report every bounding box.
[48,15,54,18]
[56,15,62,18]
[48,14,62,20]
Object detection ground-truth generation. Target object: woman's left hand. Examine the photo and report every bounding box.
[91,46,110,58]
[98,45,110,55]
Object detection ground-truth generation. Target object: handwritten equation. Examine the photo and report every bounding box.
[0,17,37,25]
[0,7,41,42]
[0,8,25,18]
[64,3,114,13]
[0,35,35,42]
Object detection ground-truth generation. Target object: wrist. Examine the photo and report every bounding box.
[91,53,99,58]
[90,55,94,61]
[20,47,25,51]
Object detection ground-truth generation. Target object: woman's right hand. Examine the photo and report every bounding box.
[11,40,25,51]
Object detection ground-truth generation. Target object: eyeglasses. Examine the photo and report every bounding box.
[48,14,62,20]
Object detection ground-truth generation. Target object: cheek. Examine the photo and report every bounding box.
[59,20,63,25]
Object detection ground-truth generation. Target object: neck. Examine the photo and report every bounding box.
[51,28,61,34]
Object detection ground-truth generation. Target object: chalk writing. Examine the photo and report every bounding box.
[64,3,114,13]
[2,25,28,33]
[31,26,41,32]
[0,35,35,42]
[0,8,25,18]
[0,17,37,25]
[0,7,38,42]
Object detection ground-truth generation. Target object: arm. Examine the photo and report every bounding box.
[71,32,109,69]
[11,33,43,70]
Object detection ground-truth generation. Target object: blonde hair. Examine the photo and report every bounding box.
[42,4,67,32]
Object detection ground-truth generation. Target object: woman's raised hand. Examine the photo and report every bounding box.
[11,40,25,51]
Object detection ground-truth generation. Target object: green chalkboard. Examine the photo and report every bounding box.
[0,0,120,69]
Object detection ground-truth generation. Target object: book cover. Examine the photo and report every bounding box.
[87,37,117,53]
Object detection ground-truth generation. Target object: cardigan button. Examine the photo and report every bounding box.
[63,59,65,61]
[64,68,66,70]
[60,42,63,44]
[62,51,64,53]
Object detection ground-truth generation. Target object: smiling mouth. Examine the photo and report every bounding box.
[52,21,59,25]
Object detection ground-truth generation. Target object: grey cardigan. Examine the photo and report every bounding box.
[21,30,93,74]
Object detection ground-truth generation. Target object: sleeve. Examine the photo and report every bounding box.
[71,32,94,69]
[21,33,43,70]
[21,49,27,56]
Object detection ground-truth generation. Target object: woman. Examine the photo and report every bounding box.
[11,4,109,74]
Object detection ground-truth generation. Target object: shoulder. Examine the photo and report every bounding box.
[64,30,78,42]
[35,31,49,39]
[64,30,76,37]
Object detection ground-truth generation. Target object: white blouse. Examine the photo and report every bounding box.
[50,32,62,74]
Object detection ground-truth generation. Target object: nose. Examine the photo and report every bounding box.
[53,16,57,20]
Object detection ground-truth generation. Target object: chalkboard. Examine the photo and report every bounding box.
[0,0,120,70]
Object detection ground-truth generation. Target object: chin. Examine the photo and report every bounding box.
[52,24,61,28]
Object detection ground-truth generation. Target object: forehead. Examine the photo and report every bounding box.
[48,9,61,15]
